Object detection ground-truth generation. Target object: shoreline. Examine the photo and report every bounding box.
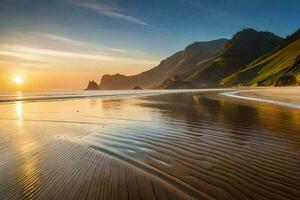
[0,89,299,199]
[0,88,231,104]
[221,87,300,109]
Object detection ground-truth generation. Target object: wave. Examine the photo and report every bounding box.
[220,90,300,109]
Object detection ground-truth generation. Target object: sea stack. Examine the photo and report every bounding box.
[85,80,99,90]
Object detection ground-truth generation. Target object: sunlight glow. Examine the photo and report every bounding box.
[14,76,24,85]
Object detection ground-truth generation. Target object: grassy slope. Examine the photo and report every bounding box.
[187,29,282,87]
[221,38,300,86]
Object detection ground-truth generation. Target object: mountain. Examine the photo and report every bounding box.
[221,28,300,86]
[187,29,283,87]
[96,39,228,90]
[85,28,288,90]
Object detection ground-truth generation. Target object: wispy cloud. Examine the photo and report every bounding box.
[36,32,130,53]
[0,30,135,54]
[0,44,158,67]
[0,30,159,76]
[73,0,149,26]
[38,32,92,48]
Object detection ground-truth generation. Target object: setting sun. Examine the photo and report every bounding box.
[14,76,24,85]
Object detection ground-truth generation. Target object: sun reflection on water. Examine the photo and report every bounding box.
[15,102,24,127]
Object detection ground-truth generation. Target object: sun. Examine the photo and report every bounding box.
[14,76,24,85]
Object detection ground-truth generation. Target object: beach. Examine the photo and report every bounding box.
[0,88,300,199]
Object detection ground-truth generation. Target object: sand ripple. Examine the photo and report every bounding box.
[0,91,299,199]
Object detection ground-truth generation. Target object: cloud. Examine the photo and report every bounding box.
[0,44,158,67]
[73,0,149,26]
[36,32,130,53]
[0,31,159,75]
[38,32,92,48]
[0,30,133,55]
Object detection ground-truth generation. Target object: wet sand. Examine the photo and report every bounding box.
[0,89,300,199]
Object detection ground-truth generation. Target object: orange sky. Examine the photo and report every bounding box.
[2,0,298,91]
[0,32,159,91]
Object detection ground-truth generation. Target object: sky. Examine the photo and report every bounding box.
[0,0,299,91]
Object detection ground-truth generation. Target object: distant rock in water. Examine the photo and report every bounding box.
[99,74,128,90]
[85,80,99,90]
[159,76,196,89]
[133,86,143,90]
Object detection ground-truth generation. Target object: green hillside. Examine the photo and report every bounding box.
[221,30,300,86]
[187,29,282,87]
